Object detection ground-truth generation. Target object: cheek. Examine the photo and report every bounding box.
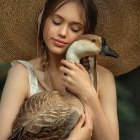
[43,22,49,42]
[43,19,54,41]
[43,24,59,44]
[68,32,83,43]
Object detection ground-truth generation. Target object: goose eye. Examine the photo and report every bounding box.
[92,39,96,42]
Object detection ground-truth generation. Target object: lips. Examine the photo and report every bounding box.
[52,38,68,47]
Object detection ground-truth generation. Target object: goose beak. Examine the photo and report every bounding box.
[99,37,119,58]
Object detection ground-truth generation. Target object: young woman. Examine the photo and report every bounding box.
[0,0,119,140]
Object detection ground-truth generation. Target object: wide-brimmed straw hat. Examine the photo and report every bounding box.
[0,0,140,76]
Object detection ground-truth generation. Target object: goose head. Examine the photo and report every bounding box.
[66,34,119,63]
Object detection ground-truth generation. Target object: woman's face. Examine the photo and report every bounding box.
[43,1,85,56]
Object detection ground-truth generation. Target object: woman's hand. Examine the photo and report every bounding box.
[60,59,97,101]
[66,107,93,140]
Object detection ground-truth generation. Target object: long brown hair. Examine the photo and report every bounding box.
[38,0,98,68]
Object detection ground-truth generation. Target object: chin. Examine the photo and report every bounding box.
[50,45,68,54]
[53,49,67,56]
[49,47,67,56]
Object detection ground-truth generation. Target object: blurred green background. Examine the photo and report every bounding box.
[0,59,140,140]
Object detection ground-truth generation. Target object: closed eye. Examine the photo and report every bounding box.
[52,19,61,25]
[70,24,83,33]
[71,27,82,32]
[51,15,63,25]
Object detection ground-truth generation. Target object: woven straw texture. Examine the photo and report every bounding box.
[0,0,140,75]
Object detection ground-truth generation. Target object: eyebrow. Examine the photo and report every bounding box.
[52,14,84,26]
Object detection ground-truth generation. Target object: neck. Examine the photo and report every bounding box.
[47,52,65,72]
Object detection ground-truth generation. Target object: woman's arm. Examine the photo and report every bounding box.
[86,66,119,140]
[60,60,119,140]
[67,107,93,140]
[0,64,29,140]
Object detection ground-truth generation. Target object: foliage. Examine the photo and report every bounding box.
[115,66,140,140]
[0,60,11,97]
[0,60,11,78]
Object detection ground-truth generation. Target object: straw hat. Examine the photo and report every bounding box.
[0,0,140,75]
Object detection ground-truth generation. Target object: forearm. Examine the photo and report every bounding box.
[0,124,12,140]
[84,95,119,140]
[0,114,13,140]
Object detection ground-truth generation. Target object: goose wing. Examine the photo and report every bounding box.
[10,91,80,140]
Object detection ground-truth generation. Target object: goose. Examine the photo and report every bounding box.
[10,34,119,140]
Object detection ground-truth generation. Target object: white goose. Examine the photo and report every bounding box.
[10,34,118,140]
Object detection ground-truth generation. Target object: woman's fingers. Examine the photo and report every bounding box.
[75,63,87,72]
[75,114,85,128]
[60,59,87,75]
[84,107,93,128]
[61,59,76,70]
[84,107,93,138]
[60,66,71,75]
[61,75,72,85]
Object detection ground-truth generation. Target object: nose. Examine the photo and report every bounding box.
[58,24,68,38]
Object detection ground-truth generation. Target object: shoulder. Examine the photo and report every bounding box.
[2,62,29,97]
[97,64,116,95]
[5,63,30,97]
[97,64,115,81]
[97,64,114,82]
[9,62,28,78]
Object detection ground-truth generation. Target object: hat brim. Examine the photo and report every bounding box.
[0,0,140,75]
